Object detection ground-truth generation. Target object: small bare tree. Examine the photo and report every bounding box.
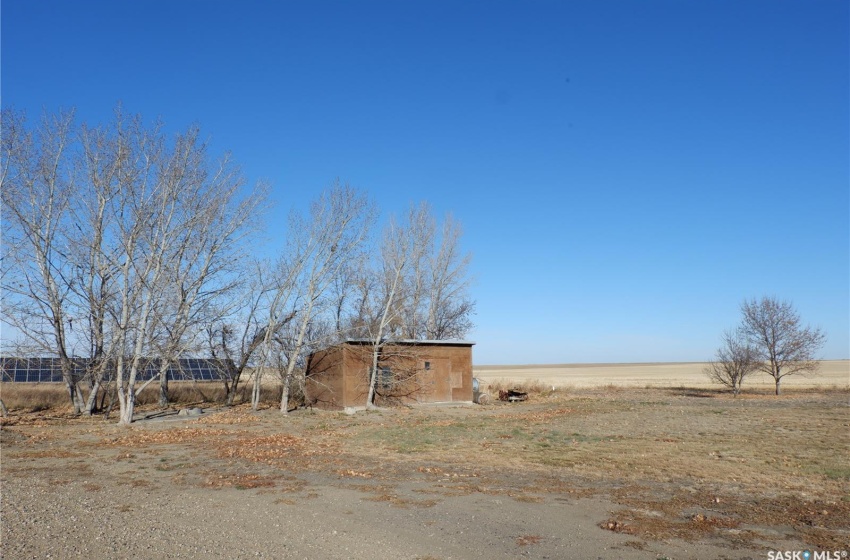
[739,297,826,396]
[704,329,757,395]
[206,261,272,406]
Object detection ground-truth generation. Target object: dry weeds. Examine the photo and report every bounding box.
[0,381,284,413]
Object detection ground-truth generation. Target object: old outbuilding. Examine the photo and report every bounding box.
[304,339,474,409]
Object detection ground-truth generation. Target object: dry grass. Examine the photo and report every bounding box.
[340,387,849,548]
[350,388,850,499]
[0,381,285,413]
[0,383,72,412]
[482,378,558,396]
[474,360,849,389]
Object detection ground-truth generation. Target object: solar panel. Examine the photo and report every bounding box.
[0,357,232,383]
[0,358,83,383]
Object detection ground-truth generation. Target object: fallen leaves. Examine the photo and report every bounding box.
[193,409,259,425]
[104,428,229,447]
[201,472,279,490]
[336,469,373,478]
[495,408,573,422]
[601,519,633,534]
[215,433,339,464]
[515,534,543,546]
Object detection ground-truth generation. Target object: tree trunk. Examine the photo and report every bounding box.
[104,386,117,420]
[83,379,102,415]
[0,399,8,417]
[251,369,262,410]
[366,346,380,409]
[158,372,169,408]
[74,383,86,413]
[223,364,240,406]
[119,386,135,425]
[65,380,82,414]
[775,377,781,396]
[280,374,291,415]
[99,381,112,411]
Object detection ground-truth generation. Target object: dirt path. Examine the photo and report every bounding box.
[1,457,766,560]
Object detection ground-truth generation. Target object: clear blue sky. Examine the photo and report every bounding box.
[3,0,848,364]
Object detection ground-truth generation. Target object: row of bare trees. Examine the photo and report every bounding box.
[1,108,475,423]
[705,297,825,395]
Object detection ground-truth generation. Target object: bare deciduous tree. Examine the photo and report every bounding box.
[145,137,265,407]
[273,183,373,414]
[739,297,826,396]
[2,107,265,423]
[704,328,757,395]
[348,203,475,408]
[1,108,84,412]
[425,215,475,340]
[3,108,476,420]
[206,260,272,406]
[363,203,432,407]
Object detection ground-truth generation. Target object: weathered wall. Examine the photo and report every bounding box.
[304,347,345,409]
[306,342,474,409]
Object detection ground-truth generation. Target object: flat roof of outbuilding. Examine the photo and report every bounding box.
[342,338,475,346]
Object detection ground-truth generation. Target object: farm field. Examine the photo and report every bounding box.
[1,376,848,559]
[474,360,850,390]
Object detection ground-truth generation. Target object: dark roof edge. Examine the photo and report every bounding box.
[343,338,475,346]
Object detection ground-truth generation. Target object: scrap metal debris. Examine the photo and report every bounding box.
[498,389,528,402]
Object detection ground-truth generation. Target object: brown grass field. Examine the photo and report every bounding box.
[1,362,848,559]
[474,359,849,390]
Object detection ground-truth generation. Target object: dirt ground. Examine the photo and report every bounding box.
[1,386,848,559]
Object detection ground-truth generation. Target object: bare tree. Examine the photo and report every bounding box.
[2,107,265,423]
[145,137,265,407]
[380,207,475,341]
[1,108,85,412]
[704,328,757,395]
[348,204,475,408]
[66,116,129,415]
[99,114,264,423]
[273,183,373,414]
[206,261,272,406]
[425,215,475,340]
[739,297,826,395]
[250,254,303,411]
[329,261,358,337]
[397,206,435,339]
[363,204,431,407]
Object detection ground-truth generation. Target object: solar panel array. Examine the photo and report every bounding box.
[0,357,230,383]
[0,358,70,383]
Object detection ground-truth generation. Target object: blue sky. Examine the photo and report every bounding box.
[2,0,848,364]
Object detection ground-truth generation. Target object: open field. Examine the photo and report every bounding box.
[475,360,850,390]
[2,382,848,559]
